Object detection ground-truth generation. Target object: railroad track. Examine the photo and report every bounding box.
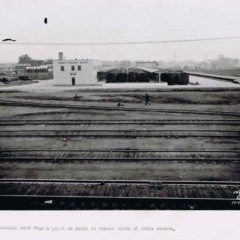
[0,179,239,210]
[1,99,240,116]
[1,149,240,162]
[1,119,240,125]
[0,157,240,162]
[0,178,239,185]
[2,149,240,152]
[0,129,239,138]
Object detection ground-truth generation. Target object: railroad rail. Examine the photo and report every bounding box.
[1,149,240,152]
[1,99,240,116]
[1,178,239,185]
[0,157,239,162]
[0,179,239,210]
[1,119,240,125]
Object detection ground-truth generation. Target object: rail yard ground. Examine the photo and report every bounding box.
[0,76,240,210]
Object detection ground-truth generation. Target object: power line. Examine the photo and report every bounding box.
[0,36,240,46]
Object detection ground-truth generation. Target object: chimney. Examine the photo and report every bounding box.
[59,52,64,60]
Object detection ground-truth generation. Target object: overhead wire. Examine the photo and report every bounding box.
[0,36,240,46]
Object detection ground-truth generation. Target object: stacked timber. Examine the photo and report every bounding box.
[161,71,189,85]
[103,68,150,83]
[98,68,189,85]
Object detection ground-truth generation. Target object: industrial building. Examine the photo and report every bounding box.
[53,52,102,85]
[14,59,53,80]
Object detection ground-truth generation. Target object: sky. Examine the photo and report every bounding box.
[0,0,240,62]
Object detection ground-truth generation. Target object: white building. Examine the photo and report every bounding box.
[53,53,102,85]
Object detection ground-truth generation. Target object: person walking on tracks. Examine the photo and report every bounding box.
[145,93,150,105]
[74,91,78,101]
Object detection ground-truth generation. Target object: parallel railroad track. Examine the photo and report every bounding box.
[0,178,239,185]
[1,149,240,159]
[0,179,239,210]
[1,149,240,162]
[1,119,240,125]
[1,149,240,152]
[1,99,240,116]
[0,129,239,138]
[0,157,240,162]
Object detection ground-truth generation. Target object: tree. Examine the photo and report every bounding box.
[18,54,32,63]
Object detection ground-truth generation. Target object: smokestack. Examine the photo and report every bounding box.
[59,52,64,60]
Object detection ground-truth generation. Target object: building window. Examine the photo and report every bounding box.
[71,66,75,71]
[61,66,64,71]
[78,65,81,71]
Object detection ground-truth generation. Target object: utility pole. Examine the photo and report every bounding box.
[158,68,161,83]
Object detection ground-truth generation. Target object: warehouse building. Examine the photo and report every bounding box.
[53,52,102,85]
[14,57,53,80]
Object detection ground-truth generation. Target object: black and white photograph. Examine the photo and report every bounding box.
[0,0,240,229]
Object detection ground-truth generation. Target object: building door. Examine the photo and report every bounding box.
[72,77,75,86]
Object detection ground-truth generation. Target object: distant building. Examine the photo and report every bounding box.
[14,56,53,80]
[136,61,159,69]
[14,63,31,76]
[14,63,53,80]
[53,52,102,85]
[0,63,15,76]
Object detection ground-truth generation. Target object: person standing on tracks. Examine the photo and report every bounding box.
[74,91,78,101]
[145,93,150,105]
